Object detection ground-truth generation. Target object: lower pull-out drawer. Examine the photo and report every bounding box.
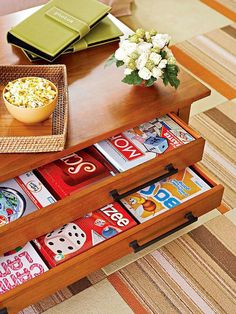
[0,165,223,314]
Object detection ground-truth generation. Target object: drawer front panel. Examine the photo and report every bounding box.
[0,169,223,313]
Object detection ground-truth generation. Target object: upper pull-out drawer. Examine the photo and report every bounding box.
[0,165,223,314]
[0,114,205,254]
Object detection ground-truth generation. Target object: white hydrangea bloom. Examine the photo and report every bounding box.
[136,53,149,70]
[120,41,137,55]
[152,34,171,49]
[124,68,133,75]
[149,52,162,65]
[158,59,168,69]
[123,56,131,65]
[115,48,126,61]
[138,67,152,80]
[152,67,162,78]
[137,42,152,54]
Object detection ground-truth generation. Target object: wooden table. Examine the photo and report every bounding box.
[0,7,210,182]
[0,8,223,314]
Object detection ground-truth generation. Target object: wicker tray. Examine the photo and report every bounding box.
[0,65,68,153]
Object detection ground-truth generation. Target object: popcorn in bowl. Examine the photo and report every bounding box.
[3,77,57,108]
[2,77,58,124]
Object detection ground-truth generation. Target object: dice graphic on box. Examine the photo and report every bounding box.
[143,136,168,154]
[44,223,86,255]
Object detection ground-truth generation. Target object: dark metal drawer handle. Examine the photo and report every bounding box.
[110,163,178,202]
[129,212,198,253]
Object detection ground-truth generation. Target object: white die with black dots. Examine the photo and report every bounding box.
[44,223,87,255]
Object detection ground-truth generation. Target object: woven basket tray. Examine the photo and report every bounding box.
[0,64,68,153]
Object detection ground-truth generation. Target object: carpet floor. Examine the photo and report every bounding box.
[17,0,236,312]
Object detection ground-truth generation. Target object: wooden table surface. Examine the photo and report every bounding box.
[0,8,210,182]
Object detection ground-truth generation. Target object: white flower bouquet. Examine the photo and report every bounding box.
[105,29,180,88]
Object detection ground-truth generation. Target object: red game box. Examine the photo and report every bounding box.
[36,146,116,199]
[34,202,137,267]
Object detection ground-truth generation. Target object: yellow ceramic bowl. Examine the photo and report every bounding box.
[3,77,58,124]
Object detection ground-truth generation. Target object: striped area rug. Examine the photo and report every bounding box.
[190,101,236,210]
[200,0,236,21]
[172,23,236,99]
[109,215,236,313]
[20,270,107,313]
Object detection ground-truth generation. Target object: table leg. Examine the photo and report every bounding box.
[178,105,191,123]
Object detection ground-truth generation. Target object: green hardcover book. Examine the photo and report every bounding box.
[22,16,123,62]
[7,0,111,62]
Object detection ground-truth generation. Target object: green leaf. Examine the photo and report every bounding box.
[104,53,116,68]
[170,77,180,89]
[116,60,125,67]
[145,76,157,87]
[166,64,180,75]
[160,51,167,59]
[122,70,143,85]
[162,76,169,86]
[162,65,180,89]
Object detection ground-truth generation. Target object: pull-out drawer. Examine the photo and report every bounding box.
[0,165,224,314]
[0,114,205,254]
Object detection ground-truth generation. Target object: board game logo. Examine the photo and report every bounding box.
[59,153,97,175]
[100,204,130,227]
[26,180,42,193]
[109,134,144,161]
[55,152,103,187]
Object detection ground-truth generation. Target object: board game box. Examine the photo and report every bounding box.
[36,147,116,199]
[0,171,56,227]
[121,167,211,223]
[94,114,195,172]
[34,202,137,267]
[17,171,57,208]
[0,242,48,295]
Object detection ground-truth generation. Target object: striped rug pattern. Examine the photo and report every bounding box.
[172,24,236,99]
[200,0,236,21]
[190,101,236,210]
[20,270,107,313]
[109,215,236,313]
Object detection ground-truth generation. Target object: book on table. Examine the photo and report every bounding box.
[22,15,123,61]
[7,0,111,62]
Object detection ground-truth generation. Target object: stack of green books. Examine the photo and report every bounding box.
[7,0,123,62]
